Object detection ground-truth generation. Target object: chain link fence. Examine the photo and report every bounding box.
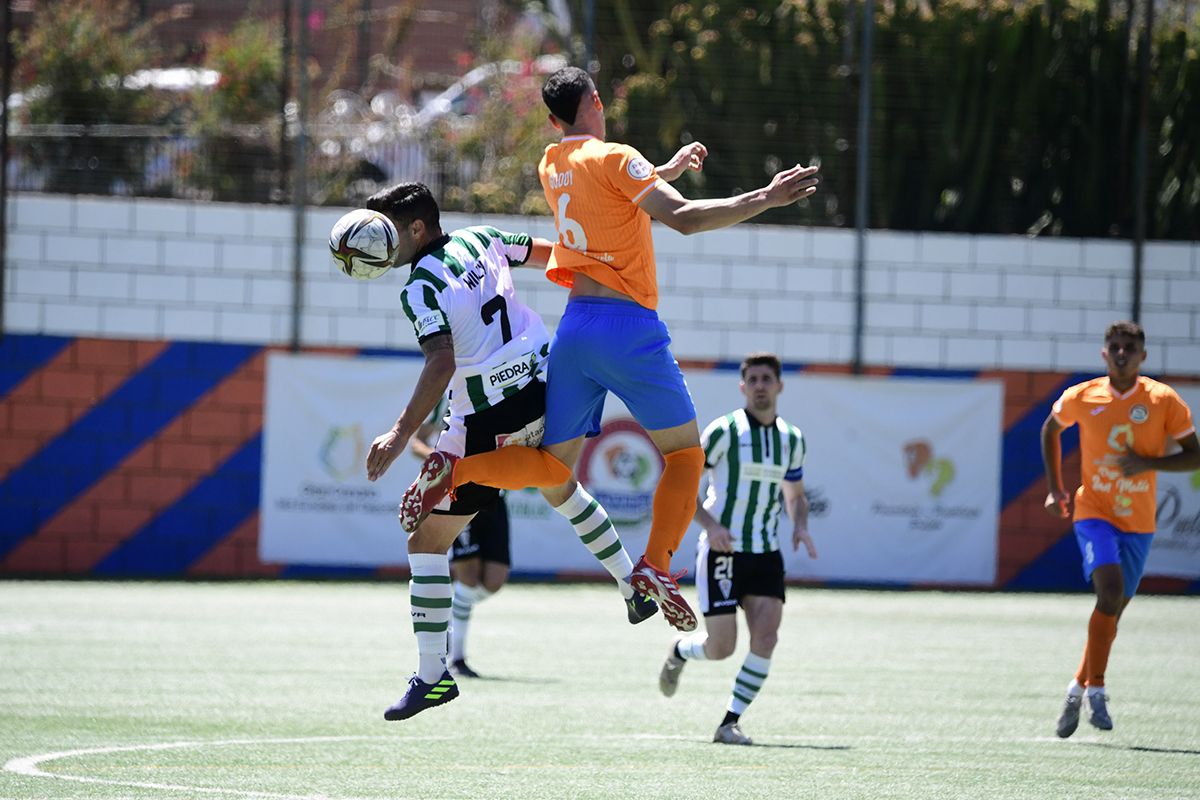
[3,0,1199,238]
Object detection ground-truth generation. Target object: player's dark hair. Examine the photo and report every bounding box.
[542,66,592,125]
[740,352,782,379]
[366,182,440,231]
[1105,320,1145,345]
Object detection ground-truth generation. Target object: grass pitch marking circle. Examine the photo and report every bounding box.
[3,735,409,799]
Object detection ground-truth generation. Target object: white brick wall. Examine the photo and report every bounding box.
[6,194,1199,375]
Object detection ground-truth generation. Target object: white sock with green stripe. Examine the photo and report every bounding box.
[449,582,492,662]
[727,652,771,716]
[409,553,452,683]
[553,486,635,599]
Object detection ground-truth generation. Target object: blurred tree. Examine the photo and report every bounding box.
[14,0,164,194]
[437,5,561,215]
[192,17,284,202]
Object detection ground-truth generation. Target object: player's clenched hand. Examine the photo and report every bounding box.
[1043,489,1070,518]
[707,524,735,553]
[658,142,708,182]
[366,429,407,482]
[764,163,820,208]
[793,524,817,559]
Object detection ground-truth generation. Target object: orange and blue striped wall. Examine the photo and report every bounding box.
[2,334,1196,592]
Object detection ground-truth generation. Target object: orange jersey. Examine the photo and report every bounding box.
[538,135,662,309]
[1053,376,1195,532]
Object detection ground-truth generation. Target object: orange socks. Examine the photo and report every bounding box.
[452,447,571,491]
[643,446,705,571]
[1082,609,1118,688]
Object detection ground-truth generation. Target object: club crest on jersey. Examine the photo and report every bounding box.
[627,157,653,180]
[1130,404,1149,423]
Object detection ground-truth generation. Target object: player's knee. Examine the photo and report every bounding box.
[1095,589,1124,615]
[664,446,704,478]
[707,635,737,660]
[482,576,506,594]
[750,629,778,656]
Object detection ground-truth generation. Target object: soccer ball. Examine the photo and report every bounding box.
[329,209,399,280]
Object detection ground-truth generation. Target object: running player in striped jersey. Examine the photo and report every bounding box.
[1042,321,1198,737]
[399,66,821,634]
[361,183,654,722]
[658,353,817,746]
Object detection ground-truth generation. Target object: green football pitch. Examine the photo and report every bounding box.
[1,581,1198,800]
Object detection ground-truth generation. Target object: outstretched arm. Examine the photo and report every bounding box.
[1041,414,1071,518]
[638,162,820,235]
[366,334,455,481]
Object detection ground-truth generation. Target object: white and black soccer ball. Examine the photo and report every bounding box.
[329,209,399,280]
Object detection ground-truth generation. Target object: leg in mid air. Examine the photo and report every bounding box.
[629,419,704,632]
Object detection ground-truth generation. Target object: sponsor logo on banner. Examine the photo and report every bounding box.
[319,425,364,481]
[1155,472,1200,552]
[274,420,393,516]
[872,438,980,532]
[805,485,831,518]
[578,419,664,525]
[903,439,956,497]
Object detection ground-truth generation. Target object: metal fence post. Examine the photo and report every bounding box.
[291,0,311,353]
[852,0,874,374]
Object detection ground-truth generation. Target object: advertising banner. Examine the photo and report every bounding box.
[261,354,1003,583]
[259,352,417,566]
[1146,384,1200,579]
[684,371,1003,585]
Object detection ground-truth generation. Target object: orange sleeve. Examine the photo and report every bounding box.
[602,143,660,203]
[1052,387,1081,428]
[1165,389,1196,440]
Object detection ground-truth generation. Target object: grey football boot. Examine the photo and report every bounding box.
[658,637,686,697]
[1086,692,1113,730]
[1056,694,1082,738]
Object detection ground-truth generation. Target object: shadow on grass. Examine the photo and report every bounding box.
[1076,742,1200,756]
[688,742,853,751]
[460,675,560,685]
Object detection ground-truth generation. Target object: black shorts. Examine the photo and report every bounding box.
[696,544,786,617]
[433,378,545,517]
[450,494,511,566]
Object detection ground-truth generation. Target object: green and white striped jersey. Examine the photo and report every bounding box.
[700,408,806,553]
[401,226,550,419]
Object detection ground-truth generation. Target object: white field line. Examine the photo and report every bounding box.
[3,735,413,800]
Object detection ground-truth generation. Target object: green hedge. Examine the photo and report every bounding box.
[595,0,1199,238]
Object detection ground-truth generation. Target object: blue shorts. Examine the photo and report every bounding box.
[543,297,696,446]
[1073,518,1154,597]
